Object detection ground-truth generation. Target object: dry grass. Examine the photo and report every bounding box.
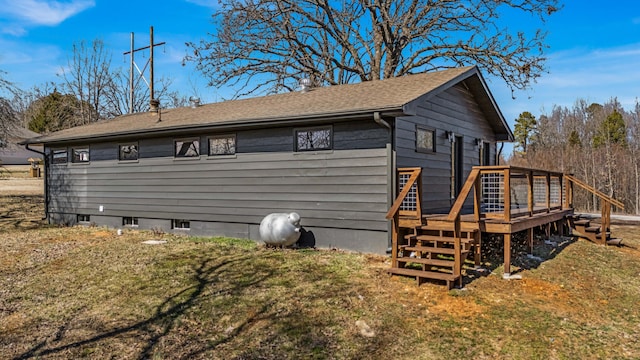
[1,191,639,359]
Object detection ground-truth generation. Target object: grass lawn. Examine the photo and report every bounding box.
[1,194,639,359]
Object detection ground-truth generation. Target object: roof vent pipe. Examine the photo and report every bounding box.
[150,98,160,113]
[189,96,201,108]
[299,78,312,93]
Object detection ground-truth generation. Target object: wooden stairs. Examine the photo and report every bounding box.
[387,222,479,289]
[569,214,623,246]
[386,167,625,289]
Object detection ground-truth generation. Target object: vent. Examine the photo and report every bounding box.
[189,96,201,108]
[299,78,312,93]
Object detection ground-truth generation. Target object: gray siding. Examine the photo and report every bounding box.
[47,147,391,252]
[395,83,499,213]
[86,120,389,162]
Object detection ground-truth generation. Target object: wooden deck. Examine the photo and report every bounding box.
[386,166,624,289]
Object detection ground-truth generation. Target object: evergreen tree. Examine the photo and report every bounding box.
[513,111,537,154]
[593,109,627,147]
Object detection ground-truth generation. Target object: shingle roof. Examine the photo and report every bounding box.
[23,66,512,144]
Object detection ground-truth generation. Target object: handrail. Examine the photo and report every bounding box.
[385,167,422,220]
[446,168,481,221]
[565,174,625,210]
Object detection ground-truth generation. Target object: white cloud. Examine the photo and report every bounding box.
[0,0,95,27]
[184,0,218,9]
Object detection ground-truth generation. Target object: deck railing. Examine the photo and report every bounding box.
[565,174,624,236]
[446,166,567,223]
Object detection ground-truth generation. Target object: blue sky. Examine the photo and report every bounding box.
[1,0,639,152]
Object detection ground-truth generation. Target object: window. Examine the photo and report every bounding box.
[119,143,139,161]
[72,147,90,163]
[208,135,236,156]
[77,214,90,223]
[172,219,190,230]
[52,149,68,164]
[175,138,200,158]
[123,217,139,227]
[295,126,332,151]
[416,127,435,153]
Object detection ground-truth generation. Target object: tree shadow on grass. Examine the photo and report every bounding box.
[0,195,45,232]
[13,253,274,360]
[12,247,384,359]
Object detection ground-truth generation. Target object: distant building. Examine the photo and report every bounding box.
[1,127,42,165]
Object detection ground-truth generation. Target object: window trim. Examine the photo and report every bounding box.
[207,134,237,157]
[77,214,91,223]
[174,138,201,159]
[51,148,68,165]
[294,125,333,152]
[71,146,90,163]
[416,126,436,153]
[118,142,139,162]
[172,219,191,230]
[123,216,139,227]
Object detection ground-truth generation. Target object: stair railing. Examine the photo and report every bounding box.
[445,168,481,284]
[386,167,422,268]
[565,174,625,236]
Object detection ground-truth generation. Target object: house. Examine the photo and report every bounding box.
[22,66,513,254]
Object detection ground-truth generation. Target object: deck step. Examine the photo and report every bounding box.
[396,257,455,267]
[401,245,468,256]
[606,238,623,246]
[573,219,591,226]
[420,223,479,232]
[404,234,476,244]
[387,267,457,282]
[585,226,601,233]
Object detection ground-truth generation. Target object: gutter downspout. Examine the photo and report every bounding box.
[373,111,391,130]
[374,112,395,254]
[24,143,48,221]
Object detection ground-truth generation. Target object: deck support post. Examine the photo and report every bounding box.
[474,230,481,267]
[391,216,399,268]
[527,227,534,254]
[503,233,512,276]
[453,217,462,288]
[545,223,551,239]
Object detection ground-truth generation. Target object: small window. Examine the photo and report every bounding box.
[172,219,190,230]
[175,139,200,158]
[208,135,236,156]
[72,147,90,163]
[416,127,435,153]
[77,214,90,223]
[123,217,139,227]
[52,149,68,164]
[295,126,332,151]
[119,143,139,161]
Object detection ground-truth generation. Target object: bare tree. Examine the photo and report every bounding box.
[103,70,188,117]
[511,98,640,215]
[0,70,21,146]
[58,39,112,124]
[186,0,560,96]
[59,38,188,121]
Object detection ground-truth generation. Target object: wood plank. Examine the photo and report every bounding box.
[387,267,458,282]
[396,257,455,267]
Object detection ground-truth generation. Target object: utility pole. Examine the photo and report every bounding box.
[123,26,166,113]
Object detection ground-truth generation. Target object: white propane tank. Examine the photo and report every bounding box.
[259,212,301,247]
